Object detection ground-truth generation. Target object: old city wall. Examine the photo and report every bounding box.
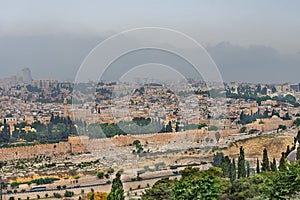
[246,119,293,132]
[0,136,87,161]
[83,128,240,150]
[0,121,292,161]
[0,142,70,161]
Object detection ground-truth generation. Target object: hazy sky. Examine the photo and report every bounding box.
[0,0,300,83]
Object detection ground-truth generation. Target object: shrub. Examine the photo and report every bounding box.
[239,127,247,133]
[208,126,218,131]
[53,193,62,198]
[64,190,74,197]
[97,171,104,179]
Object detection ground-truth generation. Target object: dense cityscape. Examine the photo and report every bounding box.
[0,67,300,199]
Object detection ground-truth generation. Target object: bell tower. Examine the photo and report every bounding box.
[64,98,69,118]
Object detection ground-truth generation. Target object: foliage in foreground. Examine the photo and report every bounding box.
[107,172,124,200]
[141,161,300,200]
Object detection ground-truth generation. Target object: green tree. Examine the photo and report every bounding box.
[97,172,104,179]
[294,119,300,127]
[263,163,300,199]
[256,158,260,174]
[279,152,286,171]
[173,168,224,200]
[212,152,224,167]
[220,156,231,178]
[230,174,265,200]
[297,146,300,161]
[198,123,207,129]
[239,127,247,133]
[141,178,174,200]
[166,121,172,132]
[285,145,291,157]
[246,161,250,177]
[215,132,221,143]
[238,146,246,178]
[107,172,124,200]
[208,126,218,131]
[270,158,277,172]
[261,148,270,172]
[230,158,236,181]
[64,190,74,197]
[296,130,300,142]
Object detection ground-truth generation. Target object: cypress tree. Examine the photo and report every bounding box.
[107,172,124,200]
[237,146,246,178]
[175,122,180,132]
[166,121,172,132]
[231,158,236,181]
[285,145,291,157]
[279,152,286,171]
[246,161,250,177]
[296,130,300,143]
[270,158,277,172]
[256,158,260,174]
[221,156,231,178]
[297,146,300,161]
[261,148,270,172]
[212,152,224,167]
[292,137,297,151]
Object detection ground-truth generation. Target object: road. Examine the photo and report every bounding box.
[3,173,181,200]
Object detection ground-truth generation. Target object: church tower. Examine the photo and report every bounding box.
[64,98,69,118]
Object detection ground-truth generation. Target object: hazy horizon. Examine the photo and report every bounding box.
[1,0,300,83]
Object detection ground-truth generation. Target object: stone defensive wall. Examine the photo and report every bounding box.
[0,136,87,161]
[246,118,293,132]
[0,119,291,161]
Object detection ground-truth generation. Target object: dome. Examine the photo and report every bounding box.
[287,150,297,163]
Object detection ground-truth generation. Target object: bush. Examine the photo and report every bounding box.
[293,118,300,126]
[278,124,287,130]
[239,126,247,133]
[53,193,62,198]
[73,175,80,179]
[208,126,218,131]
[31,177,60,185]
[64,190,74,197]
[97,171,104,179]
[107,167,114,174]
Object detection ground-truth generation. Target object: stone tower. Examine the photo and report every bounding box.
[64,98,69,118]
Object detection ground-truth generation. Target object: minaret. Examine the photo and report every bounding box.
[64,98,69,118]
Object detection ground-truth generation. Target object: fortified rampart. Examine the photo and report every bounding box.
[0,118,293,161]
[0,136,87,161]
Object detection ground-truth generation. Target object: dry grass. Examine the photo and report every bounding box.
[222,135,294,162]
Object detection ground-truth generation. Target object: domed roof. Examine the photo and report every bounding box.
[271,115,279,119]
[287,150,297,163]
